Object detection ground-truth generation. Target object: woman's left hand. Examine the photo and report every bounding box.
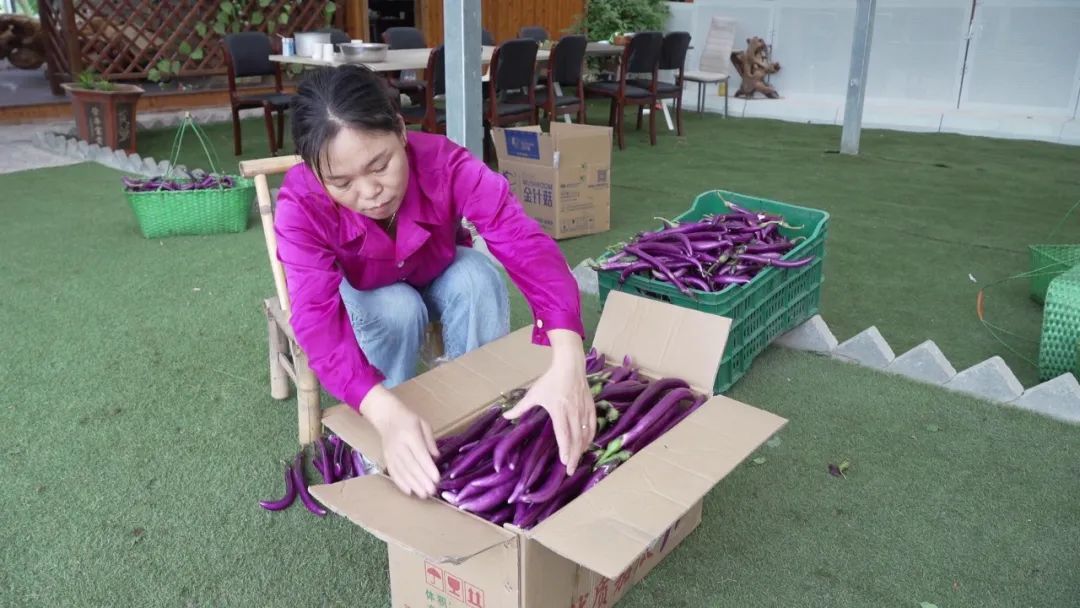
[504,329,595,475]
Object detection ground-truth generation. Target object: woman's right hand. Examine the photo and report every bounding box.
[360,385,440,499]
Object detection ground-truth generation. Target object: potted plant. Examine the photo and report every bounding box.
[61,70,144,154]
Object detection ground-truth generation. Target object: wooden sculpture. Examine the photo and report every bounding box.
[730,36,780,99]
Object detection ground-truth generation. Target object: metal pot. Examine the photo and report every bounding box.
[294,32,332,58]
[339,42,389,63]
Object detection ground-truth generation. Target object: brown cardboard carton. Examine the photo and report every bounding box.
[311,291,787,607]
[492,122,612,240]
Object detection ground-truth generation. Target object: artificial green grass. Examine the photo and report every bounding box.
[2,116,1078,606]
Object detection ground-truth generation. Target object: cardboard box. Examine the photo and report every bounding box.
[492,123,612,240]
[312,291,788,608]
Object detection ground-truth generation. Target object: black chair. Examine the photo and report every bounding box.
[484,38,539,159]
[401,46,447,134]
[482,29,496,46]
[222,32,292,156]
[317,27,351,46]
[584,31,663,149]
[381,26,426,49]
[382,27,427,105]
[518,26,549,42]
[529,34,587,124]
[629,31,691,136]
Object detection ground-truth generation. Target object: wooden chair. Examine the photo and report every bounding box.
[483,38,539,160]
[238,155,444,445]
[630,31,692,136]
[531,34,587,125]
[382,26,427,105]
[584,31,664,150]
[222,32,293,156]
[518,26,549,42]
[401,46,447,134]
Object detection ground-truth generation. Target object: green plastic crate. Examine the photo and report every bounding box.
[1038,265,1080,380]
[597,190,829,394]
[1029,244,1080,304]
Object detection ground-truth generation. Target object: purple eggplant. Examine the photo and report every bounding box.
[447,433,502,479]
[521,459,569,504]
[487,505,514,526]
[259,460,298,511]
[739,253,815,268]
[619,387,695,448]
[291,453,327,517]
[436,405,504,466]
[509,427,555,503]
[531,465,594,526]
[458,479,516,513]
[469,466,519,490]
[582,463,617,494]
[315,438,335,483]
[596,378,689,447]
[624,245,691,295]
[493,408,545,472]
[437,462,492,491]
[595,380,648,402]
[514,501,546,529]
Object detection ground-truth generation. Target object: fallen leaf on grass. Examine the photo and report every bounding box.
[766,435,782,448]
[926,424,941,432]
[828,460,851,478]
[751,457,767,465]
[919,602,939,608]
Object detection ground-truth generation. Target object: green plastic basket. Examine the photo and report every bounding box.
[597,189,830,394]
[1029,244,1080,304]
[125,179,254,238]
[1038,265,1080,380]
[122,115,253,239]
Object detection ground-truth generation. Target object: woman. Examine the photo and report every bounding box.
[274,65,594,500]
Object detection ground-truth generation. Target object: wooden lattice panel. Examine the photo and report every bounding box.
[40,0,341,86]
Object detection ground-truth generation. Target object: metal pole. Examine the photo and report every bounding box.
[840,0,877,155]
[443,0,483,158]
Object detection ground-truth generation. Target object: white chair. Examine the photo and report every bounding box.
[682,16,736,117]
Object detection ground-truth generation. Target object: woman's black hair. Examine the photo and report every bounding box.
[290,64,402,181]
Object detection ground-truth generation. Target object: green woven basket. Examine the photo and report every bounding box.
[125,178,254,238]
[122,115,253,239]
[1038,265,1080,380]
[1029,244,1080,304]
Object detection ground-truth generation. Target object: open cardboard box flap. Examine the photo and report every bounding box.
[310,476,514,564]
[524,290,789,578]
[323,327,552,469]
[592,290,731,393]
[548,122,612,166]
[491,126,555,166]
[526,393,787,579]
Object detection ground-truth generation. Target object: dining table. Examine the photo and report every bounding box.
[268,41,679,131]
[267,42,623,72]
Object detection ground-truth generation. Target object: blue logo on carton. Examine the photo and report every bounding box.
[504,131,541,160]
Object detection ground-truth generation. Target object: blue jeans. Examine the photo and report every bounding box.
[339,246,511,388]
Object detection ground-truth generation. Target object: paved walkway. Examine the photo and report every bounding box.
[0,106,241,175]
[0,120,83,174]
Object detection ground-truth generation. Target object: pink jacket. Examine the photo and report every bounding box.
[274,131,584,410]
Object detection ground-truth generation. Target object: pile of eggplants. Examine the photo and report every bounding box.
[258,434,365,517]
[122,170,236,193]
[595,199,816,296]
[435,348,706,530]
